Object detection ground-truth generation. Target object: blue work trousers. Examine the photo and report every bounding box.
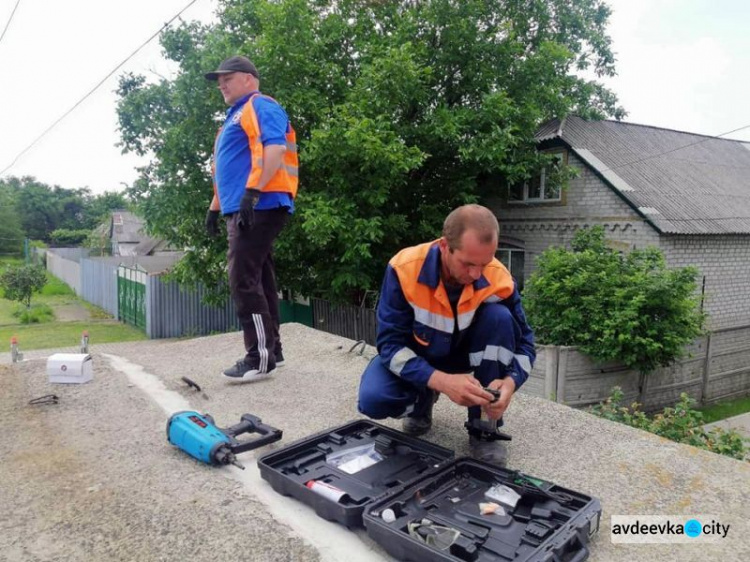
[358,303,523,429]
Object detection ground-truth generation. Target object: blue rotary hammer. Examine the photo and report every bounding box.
[167,411,282,469]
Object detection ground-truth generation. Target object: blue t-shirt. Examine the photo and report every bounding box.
[213,91,295,214]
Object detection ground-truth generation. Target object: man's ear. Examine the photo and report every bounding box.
[438,237,453,256]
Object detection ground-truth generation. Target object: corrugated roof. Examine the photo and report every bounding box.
[133,237,162,256]
[111,211,146,243]
[538,116,750,234]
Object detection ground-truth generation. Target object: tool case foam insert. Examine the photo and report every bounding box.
[258,420,601,561]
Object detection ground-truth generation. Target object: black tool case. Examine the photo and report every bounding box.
[257,420,601,561]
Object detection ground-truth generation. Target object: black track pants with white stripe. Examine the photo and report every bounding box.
[226,208,288,369]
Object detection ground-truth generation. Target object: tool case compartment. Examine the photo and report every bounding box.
[258,420,601,560]
[257,420,454,528]
[363,458,601,562]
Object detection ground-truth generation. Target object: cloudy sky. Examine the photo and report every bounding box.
[0,0,748,194]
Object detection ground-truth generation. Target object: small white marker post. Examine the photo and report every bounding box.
[11,336,23,363]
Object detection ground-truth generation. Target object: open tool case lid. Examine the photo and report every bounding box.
[257,420,601,561]
[258,419,454,528]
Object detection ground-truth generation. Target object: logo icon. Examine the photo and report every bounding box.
[684,519,702,538]
[61,364,67,371]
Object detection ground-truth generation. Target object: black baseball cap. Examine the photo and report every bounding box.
[205,56,259,80]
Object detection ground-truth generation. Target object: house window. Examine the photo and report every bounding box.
[509,151,564,203]
[497,247,525,291]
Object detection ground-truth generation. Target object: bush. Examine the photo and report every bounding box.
[13,303,55,324]
[590,387,748,461]
[524,226,705,373]
[49,229,91,247]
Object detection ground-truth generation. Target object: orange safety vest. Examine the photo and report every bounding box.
[240,93,299,198]
[390,241,516,340]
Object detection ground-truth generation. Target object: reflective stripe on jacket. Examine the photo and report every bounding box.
[241,93,299,198]
[376,241,536,388]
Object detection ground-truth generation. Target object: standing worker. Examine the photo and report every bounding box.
[204,55,299,382]
[358,205,535,466]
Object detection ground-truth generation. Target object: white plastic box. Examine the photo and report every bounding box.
[47,353,93,384]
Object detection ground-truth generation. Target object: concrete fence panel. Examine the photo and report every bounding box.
[528,325,750,412]
[703,326,750,404]
[519,345,554,400]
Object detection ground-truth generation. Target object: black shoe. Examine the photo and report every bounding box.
[469,435,509,467]
[402,390,438,436]
[275,350,285,368]
[222,358,275,382]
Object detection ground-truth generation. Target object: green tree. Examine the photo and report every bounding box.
[0,181,24,256]
[0,265,47,309]
[0,177,129,242]
[85,191,129,228]
[117,0,624,303]
[524,226,705,373]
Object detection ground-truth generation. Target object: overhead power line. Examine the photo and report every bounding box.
[0,0,22,46]
[0,0,200,177]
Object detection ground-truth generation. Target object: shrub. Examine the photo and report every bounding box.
[524,226,705,373]
[590,387,748,461]
[13,303,55,324]
[49,229,91,246]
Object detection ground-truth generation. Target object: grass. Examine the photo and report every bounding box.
[0,321,146,351]
[0,294,86,325]
[40,272,76,296]
[13,303,54,324]
[0,258,147,350]
[698,396,750,424]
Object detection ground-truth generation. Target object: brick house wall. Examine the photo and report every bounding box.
[489,151,750,330]
[661,236,750,329]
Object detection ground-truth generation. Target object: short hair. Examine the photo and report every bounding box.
[442,204,499,250]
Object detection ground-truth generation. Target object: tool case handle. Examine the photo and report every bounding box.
[543,530,589,562]
[224,414,283,453]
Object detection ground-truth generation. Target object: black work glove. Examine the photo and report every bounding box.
[205,209,220,237]
[239,189,260,230]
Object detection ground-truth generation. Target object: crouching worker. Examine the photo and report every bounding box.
[357,204,535,466]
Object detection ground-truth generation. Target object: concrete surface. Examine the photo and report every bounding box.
[1,323,749,562]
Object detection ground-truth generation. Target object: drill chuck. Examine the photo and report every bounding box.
[212,445,245,469]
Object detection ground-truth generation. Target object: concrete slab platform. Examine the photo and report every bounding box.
[1,323,748,561]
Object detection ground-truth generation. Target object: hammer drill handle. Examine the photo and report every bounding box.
[224,414,283,454]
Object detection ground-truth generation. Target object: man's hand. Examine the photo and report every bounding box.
[205,209,220,237]
[427,370,495,407]
[483,377,517,420]
[239,189,260,229]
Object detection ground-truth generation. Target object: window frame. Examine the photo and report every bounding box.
[496,247,526,291]
[508,150,566,204]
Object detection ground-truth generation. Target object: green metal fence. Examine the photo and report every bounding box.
[118,266,146,330]
[279,299,313,326]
